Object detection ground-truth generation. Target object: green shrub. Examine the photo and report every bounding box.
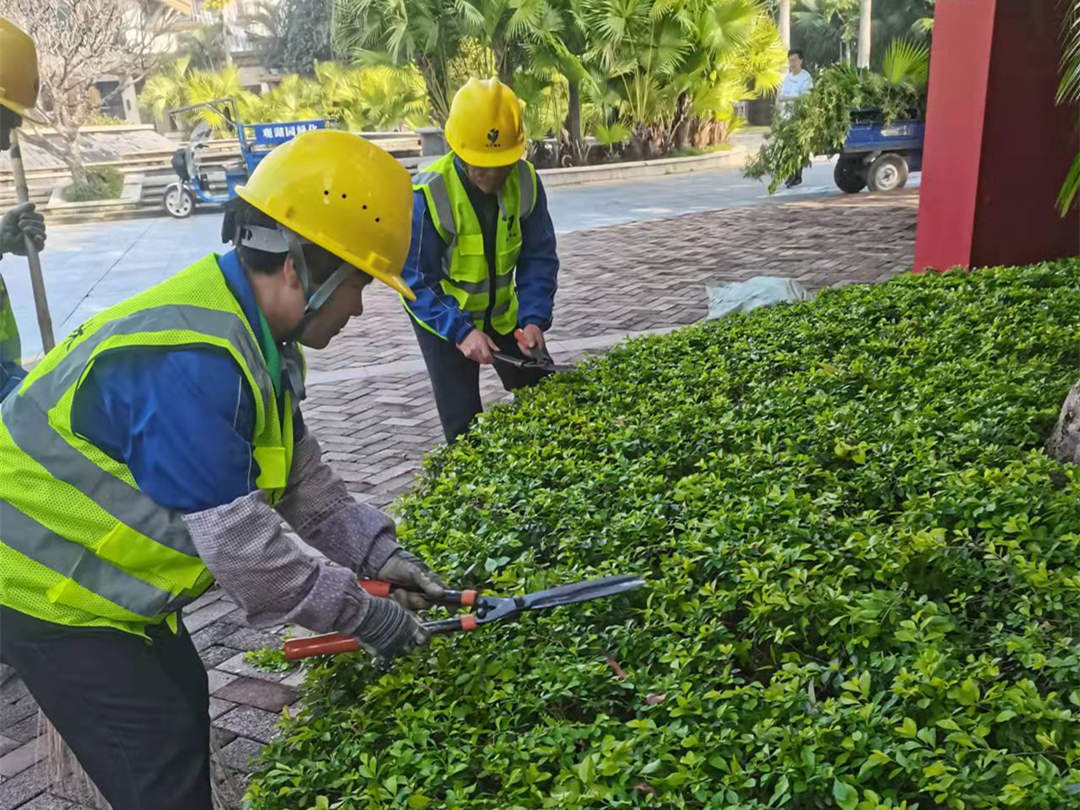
[247,262,1080,810]
[62,168,124,202]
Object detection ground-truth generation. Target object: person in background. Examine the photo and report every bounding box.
[403,77,560,443]
[777,48,814,188]
[0,19,48,400]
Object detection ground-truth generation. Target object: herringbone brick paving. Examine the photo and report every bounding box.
[0,190,918,809]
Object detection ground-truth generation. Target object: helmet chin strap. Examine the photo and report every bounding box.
[236,224,356,344]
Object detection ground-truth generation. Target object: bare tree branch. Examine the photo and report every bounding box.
[0,0,179,182]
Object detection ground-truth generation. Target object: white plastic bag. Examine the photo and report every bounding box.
[705,276,812,321]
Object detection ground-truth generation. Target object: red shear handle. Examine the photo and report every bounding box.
[359,580,477,607]
[359,580,392,597]
[283,633,359,661]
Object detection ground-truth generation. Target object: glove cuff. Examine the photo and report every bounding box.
[350,591,423,658]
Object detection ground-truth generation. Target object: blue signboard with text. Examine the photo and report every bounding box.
[250,119,332,146]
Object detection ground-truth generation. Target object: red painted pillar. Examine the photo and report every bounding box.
[914,0,1080,272]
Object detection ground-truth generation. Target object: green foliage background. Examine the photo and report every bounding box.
[247,261,1080,810]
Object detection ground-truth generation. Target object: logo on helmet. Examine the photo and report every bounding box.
[486,128,500,147]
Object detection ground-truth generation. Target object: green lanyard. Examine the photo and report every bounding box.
[256,309,282,398]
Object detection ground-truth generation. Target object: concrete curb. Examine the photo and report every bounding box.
[537,145,749,188]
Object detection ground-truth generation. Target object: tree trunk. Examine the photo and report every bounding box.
[222,11,234,67]
[18,129,89,188]
[778,0,791,49]
[857,0,872,68]
[418,55,451,125]
[1047,379,1080,464]
[60,136,89,188]
[566,79,583,164]
[667,92,692,152]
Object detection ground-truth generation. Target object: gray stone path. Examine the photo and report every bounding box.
[0,189,919,809]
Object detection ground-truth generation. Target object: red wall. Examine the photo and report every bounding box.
[914,0,1080,272]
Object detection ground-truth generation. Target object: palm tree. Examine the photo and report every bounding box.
[138,56,192,128]
[857,0,871,67]
[583,0,779,158]
[779,0,791,47]
[794,0,859,64]
[333,0,473,123]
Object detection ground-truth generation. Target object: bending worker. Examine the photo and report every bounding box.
[0,129,446,809]
[404,77,560,442]
[0,19,47,399]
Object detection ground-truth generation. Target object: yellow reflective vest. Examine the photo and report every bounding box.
[0,273,22,397]
[409,153,538,336]
[0,254,298,636]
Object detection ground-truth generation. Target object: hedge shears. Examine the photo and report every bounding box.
[283,574,646,660]
[492,329,574,374]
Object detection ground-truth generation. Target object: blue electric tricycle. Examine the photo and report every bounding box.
[163,98,333,218]
[833,107,925,194]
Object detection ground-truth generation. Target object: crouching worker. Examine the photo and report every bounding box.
[0,130,446,810]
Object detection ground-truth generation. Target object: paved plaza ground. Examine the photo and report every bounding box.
[0,184,919,810]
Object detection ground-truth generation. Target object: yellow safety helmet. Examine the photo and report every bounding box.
[236,128,416,300]
[0,19,44,125]
[445,77,526,168]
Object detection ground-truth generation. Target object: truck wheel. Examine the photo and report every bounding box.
[163,183,195,218]
[867,153,909,192]
[834,158,867,194]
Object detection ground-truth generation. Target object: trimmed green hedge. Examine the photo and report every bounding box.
[247,262,1080,810]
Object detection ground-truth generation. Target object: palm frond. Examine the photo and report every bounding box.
[881,38,929,89]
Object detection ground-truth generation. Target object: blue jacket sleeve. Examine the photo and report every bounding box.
[515,177,559,330]
[71,348,260,513]
[400,190,475,345]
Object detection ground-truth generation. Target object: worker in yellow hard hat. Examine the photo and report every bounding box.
[0,18,47,400]
[404,77,561,442]
[0,129,447,810]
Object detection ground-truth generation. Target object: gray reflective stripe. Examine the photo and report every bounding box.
[417,172,456,237]
[5,400,200,558]
[451,273,512,296]
[23,305,273,418]
[465,297,512,320]
[517,162,535,217]
[1,499,175,619]
[282,343,305,404]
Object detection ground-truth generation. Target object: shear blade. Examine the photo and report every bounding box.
[520,574,646,612]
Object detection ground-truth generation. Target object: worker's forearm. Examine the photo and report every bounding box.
[274,432,402,576]
[183,490,375,634]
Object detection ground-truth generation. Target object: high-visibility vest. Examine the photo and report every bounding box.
[0,273,22,397]
[0,254,301,636]
[410,153,538,336]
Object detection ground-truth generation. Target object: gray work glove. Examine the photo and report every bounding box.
[376,549,447,611]
[353,594,429,663]
[0,202,45,256]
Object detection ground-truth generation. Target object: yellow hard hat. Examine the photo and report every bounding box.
[236,129,416,300]
[0,19,44,125]
[445,77,526,167]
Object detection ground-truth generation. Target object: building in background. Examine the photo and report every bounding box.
[91,0,283,125]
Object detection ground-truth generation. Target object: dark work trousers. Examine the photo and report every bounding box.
[0,605,213,810]
[412,319,552,442]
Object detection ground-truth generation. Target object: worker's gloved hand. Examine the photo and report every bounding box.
[377,549,446,610]
[0,202,46,256]
[353,593,429,663]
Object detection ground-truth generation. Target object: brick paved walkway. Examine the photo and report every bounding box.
[0,190,918,809]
